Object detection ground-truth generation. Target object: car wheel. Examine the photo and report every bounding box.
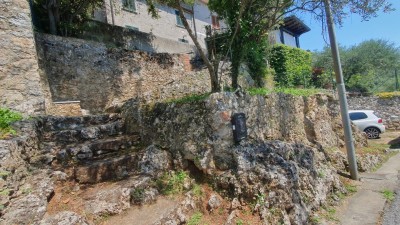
[364,127,380,139]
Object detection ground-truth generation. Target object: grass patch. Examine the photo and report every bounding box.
[156,170,188,195]
[247,88,273,96]
[166,93,210,104]
[322,206,339,222]
[0,171,10,179]
[246,87,328,97]
[275,87,328,96]
[358,143,390,155]
[192,184,203,197]
[317,170,325,178]
[187,211,203,225]
[381,189,395,201]
[309,215,321,224]
[0,108,23,139]
[236,219,244,225]
[0,189,10,196]
[344,184,357,194]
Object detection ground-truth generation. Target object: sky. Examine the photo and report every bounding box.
[298,0,400,52]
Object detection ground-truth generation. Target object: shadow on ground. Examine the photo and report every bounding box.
[388,136,400,149]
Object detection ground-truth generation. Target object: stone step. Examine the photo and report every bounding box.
[73,153,138,184]
[41,135,141,163]
[40,114,121,132]
[41,120,124,143]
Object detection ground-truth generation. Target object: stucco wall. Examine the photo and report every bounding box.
[79,20,197,54]
[348,96,400,130]
[98,0,219,49]
[0,0,46,115]
[35,33,214,113]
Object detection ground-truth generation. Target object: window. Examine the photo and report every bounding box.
[175,10,193,27]
[349,112,368,121]
[123,0,136,12]
[212,15,220,30]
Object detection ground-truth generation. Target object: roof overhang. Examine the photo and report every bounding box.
[283,16,311,36]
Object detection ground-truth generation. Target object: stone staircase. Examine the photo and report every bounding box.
[38,114,142,183]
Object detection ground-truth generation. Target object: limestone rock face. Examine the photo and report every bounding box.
[125,92,367,173]
[213,141,341,224]
[207,194,222,212]
[38,211,89,225]
[137,145,172,177]
[85,186,131,217]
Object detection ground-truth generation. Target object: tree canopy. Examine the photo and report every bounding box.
[313,39,400,92]
[207,0,394,89]
[33,0,103,36]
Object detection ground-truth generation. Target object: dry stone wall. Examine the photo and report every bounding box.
[35,33,213,114]
[123,92,367,172]
[348,96,400,130]
[0,0,46,115]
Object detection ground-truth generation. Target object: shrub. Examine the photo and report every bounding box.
[269,45,312,88]
[376,91,400,99]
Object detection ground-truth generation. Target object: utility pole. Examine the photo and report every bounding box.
[395,68,399,91]
[323,0,359,180]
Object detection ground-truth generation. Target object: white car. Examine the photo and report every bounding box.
[348,110,385,139]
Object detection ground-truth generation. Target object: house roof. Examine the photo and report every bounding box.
[283,16,311,36]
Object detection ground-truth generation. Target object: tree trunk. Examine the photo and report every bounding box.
[48,7,57,34]
[176,2,220,92]
[230,39,244,89]
[46,0,59,35]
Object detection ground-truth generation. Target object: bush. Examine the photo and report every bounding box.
[269,45,312,88]
[0,108,23,139]
[376,91,400,99]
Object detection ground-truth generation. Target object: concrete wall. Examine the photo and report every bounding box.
[97,0,220,50]
[0,0,47,115]
[348,96,400,130]
[35,33,216,113]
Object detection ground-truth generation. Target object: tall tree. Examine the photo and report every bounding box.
[313,39,400,92]
[34,0,103,36]
[146,0,221,92]
[209,0,393,89]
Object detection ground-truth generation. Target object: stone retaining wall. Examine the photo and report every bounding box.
[35,33,214,114]
[0,0,46,115]
[123,92,367,172]
[348,96,400,130]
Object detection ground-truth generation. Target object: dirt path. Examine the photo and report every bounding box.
[101,197,180,225]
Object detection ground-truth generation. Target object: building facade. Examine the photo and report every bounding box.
[270,16,310,48]
[94,0,223,52]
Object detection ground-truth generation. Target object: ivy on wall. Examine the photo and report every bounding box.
[269,44,312,87]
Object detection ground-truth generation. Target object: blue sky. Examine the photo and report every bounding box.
[298,0,400,52]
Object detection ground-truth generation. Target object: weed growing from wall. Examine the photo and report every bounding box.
[0,108,23,139]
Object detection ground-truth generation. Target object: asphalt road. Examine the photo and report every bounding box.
[382,186,400,225]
